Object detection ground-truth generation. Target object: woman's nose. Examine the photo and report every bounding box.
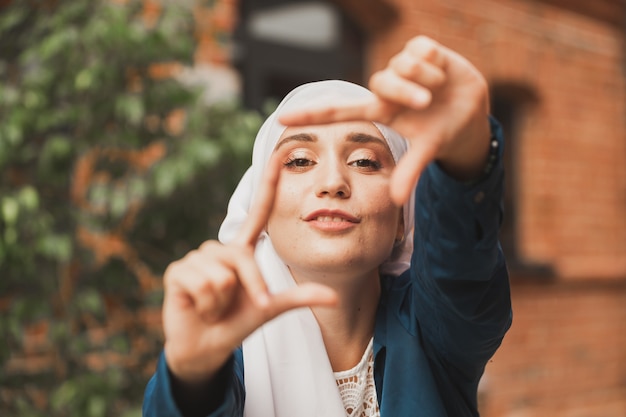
[315,163,351,198]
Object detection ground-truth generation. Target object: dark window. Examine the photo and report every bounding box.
[491,84,553,276]
[234,0,365,111]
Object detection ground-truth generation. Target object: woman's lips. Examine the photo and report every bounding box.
[303,210,360,232]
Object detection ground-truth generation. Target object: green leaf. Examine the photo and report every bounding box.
[87,395,107,417]
[0,7,27,33]
[110,189,129,218]
[120,407,142,417]
[18,186,39,211]
[24,90,46,109]
[0,239,5,264]
[2,123,23,146]
[38,26,79,61]
[127,176,147,201]
[41,135,73,162]
[69,335,89,355]
[76,289,104,315]
[14,395,40,417]
[1,197,19,224]
[51,380,78,411]
[4,226,17,245]
[36,233,72,262]
[110,334,129,353]
[88,183,109,213]
[153,160,178,196]
[50,321,70,343]
[0,85,20,106]
[115,94,145,126]
[75,68,94,91]
[8,316,22,341]
[185,139,221,166]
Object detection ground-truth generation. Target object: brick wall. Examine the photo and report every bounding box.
[484,279,626,417]
[361,0,626,415]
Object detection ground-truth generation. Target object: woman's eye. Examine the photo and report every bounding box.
[349,159,381,170]
[284,158,314,168]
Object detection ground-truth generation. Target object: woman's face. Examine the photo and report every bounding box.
[267,121,403,280]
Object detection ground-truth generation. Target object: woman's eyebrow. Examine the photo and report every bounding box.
[348,132,387,146]
[275,133,317,150]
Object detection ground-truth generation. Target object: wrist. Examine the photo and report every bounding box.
[164,342,232,386]
[437,116,491,181]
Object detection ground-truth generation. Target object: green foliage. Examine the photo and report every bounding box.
[0,0,262,415]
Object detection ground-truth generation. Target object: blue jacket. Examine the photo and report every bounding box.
[143,117,512,417]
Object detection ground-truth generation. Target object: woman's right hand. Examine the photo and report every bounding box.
[279,36,491,206]
[162,154,338,385]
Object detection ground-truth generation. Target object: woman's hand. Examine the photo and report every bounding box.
[162,155,337,385]
[279,36,492,205]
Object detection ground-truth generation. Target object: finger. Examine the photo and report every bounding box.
[405,36,448,68]
[278,96,391,126]
[187,254,239,321]
[390,138,439,206]
[222,247,270,307]
[234,153,282,247]
[389,51,446,90]
[165,258,225,323]
[262,283,338,320]
[369,69,433,110]
[195,240,270,308]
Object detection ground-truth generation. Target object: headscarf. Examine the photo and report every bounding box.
[218,80,415,417]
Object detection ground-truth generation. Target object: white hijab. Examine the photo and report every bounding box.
[218,80,415,417]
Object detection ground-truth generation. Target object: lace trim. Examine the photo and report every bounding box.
[334,338,379,417]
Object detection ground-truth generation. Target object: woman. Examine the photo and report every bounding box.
[143,36,511,417]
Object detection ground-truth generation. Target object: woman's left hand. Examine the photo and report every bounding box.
[279,35,491,206]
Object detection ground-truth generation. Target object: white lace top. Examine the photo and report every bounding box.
[334,338,380,417]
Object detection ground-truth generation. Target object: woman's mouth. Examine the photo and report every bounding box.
[313,215,354,223]
[304,210,360,232]
[304,209,360,222]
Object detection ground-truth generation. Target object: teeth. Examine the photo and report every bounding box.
[316,216,345,222]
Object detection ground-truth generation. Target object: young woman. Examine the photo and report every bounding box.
[143,36,511,417]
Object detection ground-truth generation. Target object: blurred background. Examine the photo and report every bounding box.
[0,0,625,416]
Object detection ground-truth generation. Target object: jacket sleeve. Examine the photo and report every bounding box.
[142,349,245,417]
[410,116,512,376]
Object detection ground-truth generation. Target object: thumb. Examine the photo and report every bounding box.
[263,283,338,321]
[390,139,438,205]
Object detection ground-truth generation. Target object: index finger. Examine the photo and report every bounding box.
[278,96,394,127]
[233,152,282,247]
